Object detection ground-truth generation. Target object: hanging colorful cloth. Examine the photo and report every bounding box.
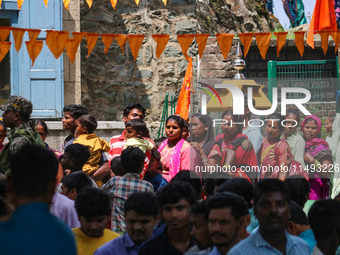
[283,0,307,28]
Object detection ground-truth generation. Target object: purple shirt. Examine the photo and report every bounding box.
[94,233,139,255]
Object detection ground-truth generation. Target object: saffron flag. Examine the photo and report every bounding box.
[175,57,192,121]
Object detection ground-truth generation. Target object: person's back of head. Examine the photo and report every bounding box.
[157,181,196,207]
[254,179,290,208]
[204,178,228,198]
[63,105,88,120]
[9,144,58,203]
[284,176,310,208]
[62,144,90,172]
[61,172,93,200]
[121,147,145,174]
[77,114,98,134]
[218,178,254,208]
[171,170,202,200]
[110,156,127,176]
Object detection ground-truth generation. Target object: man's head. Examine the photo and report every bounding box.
[171,170,202,200]
[110,156,127,176]
[284,177,310,208]
[8,144,58,205]
[157,181,196,231]
[75,187,111,238]
[308,199,340,244]
[62,105,88,133]
[254,179,290,235]
[207,193,248,249]
[124,192,159,245]
[60,172,93,201]
[191,200,212,250]
[121,147,145,174]
[123,102,146,124]
[286,201,309,236]
[60,144,90,172]
[1,96,33,128]
[74,114,97,137]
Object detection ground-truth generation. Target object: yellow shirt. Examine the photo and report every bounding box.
[72,227,120,255]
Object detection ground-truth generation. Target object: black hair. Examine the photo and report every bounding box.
[284,176,310,208]
[204,178,228,197]
[157,181,196,207]
[150,150,161,163]
[289,201,308,226]
[31,119,48,135]
[121,147,145,174]
[110,156,127,176]
[221,110,243,133]
[10,144,58,198]
[77,114,98,134]
[126,119,149,136]
[0,196,7,217]
[191,200,209,221]
[155,137,167,148]
[254,179,290,209]
[207,192,249,220]
[61,171,93,194]
[308,199,340,241]
[123,102,146,118]
[286,109,301,124]
[63,105,88,119]
[166,115,186,129]
[218,178,254,208]
[0,179,6,198]
[267,112,285,132]
[64,144,90,170]
[0,120,4,128]
[75,187,111,218]
[124,192,159,217]
[171,170,202,198]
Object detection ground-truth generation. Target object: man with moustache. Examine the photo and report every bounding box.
[228,179,310,255]
[206,193,249,255]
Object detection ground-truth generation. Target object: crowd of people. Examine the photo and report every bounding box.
[0,95,340,255]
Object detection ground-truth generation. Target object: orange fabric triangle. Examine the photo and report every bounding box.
[114,34,128,53]
[101,34,115,54]
[294,31,305,57]
[66,39,77,64]
[0,42,11,63]
[152,34,169,59]
[331,30,340,53]
[195,34,209,59]
[46,30,69,59]
[177,34,195,60]
[110,0,117,9]
[318,30,330,55]
[307,0,337,49]
[162,0,167,4]
[72,32,86,45]
[254,33,272,60]
[17,0,24,10]
[216,33,234,60]
[0,0,2,9]
[11,28,26,53]
[43,0,48,7]
[128,34,145,62]
[238,33,253,57]
[135,0,140,6]
[63,0,71,9]
[86,0,92,8]
[0,26,11,42]
[85,33,99,58]
[25,40,43,66]
[28,29,41,43]
[273,32,287,57]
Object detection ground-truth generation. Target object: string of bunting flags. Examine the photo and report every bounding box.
[1,26,340,66]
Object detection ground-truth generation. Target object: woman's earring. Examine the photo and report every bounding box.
[205,128,208,131]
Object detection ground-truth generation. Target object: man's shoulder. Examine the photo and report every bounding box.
[289,233,310,249]
[139,233,165,252]
[94,235,125,255]
[228,233,257,254]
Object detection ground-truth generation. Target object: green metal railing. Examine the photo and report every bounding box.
[157,93,176,139]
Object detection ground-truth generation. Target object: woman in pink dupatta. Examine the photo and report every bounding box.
[158,115,190,182]
[302,115,333,200]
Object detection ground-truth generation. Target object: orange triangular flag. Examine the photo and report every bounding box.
[255,33,272,60]
[101,34,115,54]
[128,35,145,62]
[331,30,340,53]
[294,31,305,57]
[239,33,253,58]
[152,34,169,59]
[46,30,69,59]
[114,34,128,53]
[28,29,41,43]
[175,57,192,121]
[135,0,140,6]
[110,0,117,9]
[63,0,71,9]
[0,26,11,42]
[66,39,77,64]
[11,28,26,53]
[177,34,195,60]
[195,34,209,59]
[273,32,287,57]
[86,0,92,8]
[43,0,48,7]
[216,33,234,60]
[25,41,43,66]
[162,0,167,4]
[0,0,2,9]
[0,42,11,63]
[73,32,86,45]
[85,33,99,57]
[307,0,337,49]
[17,0,24,10]
[318,30,330,55]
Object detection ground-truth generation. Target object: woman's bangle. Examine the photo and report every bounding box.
[202,156,209,166]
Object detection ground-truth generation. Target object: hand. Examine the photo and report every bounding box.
[304,152,315,164]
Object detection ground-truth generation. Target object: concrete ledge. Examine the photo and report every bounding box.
[45,121,126,130]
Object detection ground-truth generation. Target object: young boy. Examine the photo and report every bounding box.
[102,147,154,234]
[123,119,154,153]
[60,171,94,201]
[73,187,120,255]
[73,115,110,186]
